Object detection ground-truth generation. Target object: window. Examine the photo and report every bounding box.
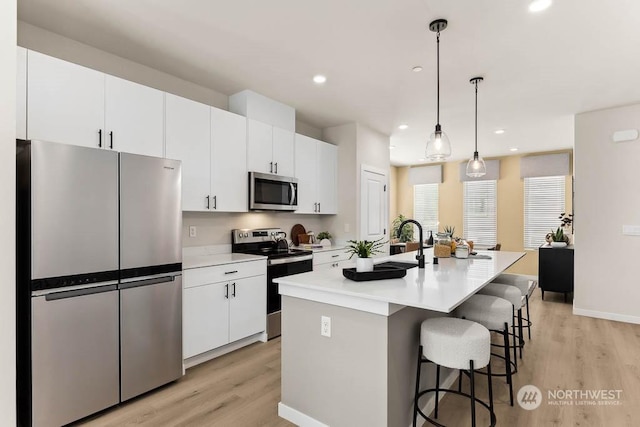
[463,180,497,245]
[413,184,438,237]
[524,176,565,249]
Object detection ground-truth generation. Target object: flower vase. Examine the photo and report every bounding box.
[356,257,374,273]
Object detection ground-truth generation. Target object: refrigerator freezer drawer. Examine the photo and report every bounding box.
[31,286,119,427]
[120,275,183,401]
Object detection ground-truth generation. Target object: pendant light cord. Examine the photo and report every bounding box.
[436,31,440,126]
[474,79,478,153]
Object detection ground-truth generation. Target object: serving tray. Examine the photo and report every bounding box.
[343,265,407,282]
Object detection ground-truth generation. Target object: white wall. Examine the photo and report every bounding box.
[574,103,640,323]
[1,1,17,424]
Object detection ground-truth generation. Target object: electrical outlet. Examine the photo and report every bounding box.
[321,316,331,337]
[189,226,197,238]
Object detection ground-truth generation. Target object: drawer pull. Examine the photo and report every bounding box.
[224,270,238,275]
[331,255,340,258]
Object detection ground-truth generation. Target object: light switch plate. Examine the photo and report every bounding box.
[321,316,331,337]
[622,225,640,236]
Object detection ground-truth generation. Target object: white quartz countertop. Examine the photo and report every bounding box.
[276,248,526,314]
[183,252,266,270]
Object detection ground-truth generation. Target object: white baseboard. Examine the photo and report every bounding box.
[184,332,264,369]
[278,402,328,427]
[573,307,640,325]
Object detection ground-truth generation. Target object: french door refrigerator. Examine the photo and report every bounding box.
[17,140,183,427]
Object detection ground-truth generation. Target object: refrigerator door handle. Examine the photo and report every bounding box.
[119,275,175,290]
[45,284,118,301]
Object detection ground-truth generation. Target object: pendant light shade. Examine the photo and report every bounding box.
[425,19,452,161]
[466,77,487,178]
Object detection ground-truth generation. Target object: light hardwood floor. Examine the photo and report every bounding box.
[78,289,640,427]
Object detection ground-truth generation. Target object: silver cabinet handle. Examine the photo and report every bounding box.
[313,202,317,212]
[331,254,339,258]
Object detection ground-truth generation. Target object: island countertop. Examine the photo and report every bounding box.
[275,248,525,315]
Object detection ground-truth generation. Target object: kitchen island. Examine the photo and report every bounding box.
[275,248,525,427]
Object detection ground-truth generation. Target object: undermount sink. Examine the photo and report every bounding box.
[375,261,419,270]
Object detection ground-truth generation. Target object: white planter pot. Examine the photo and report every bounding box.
[550,241,567,248]
[356,257,374,273]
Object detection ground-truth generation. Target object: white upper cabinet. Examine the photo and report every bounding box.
[17,47,27,140]
[105,76,164,157]
[165,93,211,211]
[28,50,105,148]
[211,108,247,212]
[317,141,338,214]
[247,119,274,174]
[294,134,338,214]
[294,134,318,214]
[272,127,295,177]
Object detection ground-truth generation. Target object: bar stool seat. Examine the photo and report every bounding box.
[413,317,496,427]
[478,283,525,361]
[454,294,516,405]
[492,273,537,340]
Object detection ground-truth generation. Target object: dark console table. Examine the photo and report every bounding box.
[538,244,574,302]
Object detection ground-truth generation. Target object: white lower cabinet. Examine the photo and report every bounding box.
[183,260,266,360]
[312,248,350,271]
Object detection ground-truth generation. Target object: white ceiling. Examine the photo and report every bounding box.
[18,0,640,166]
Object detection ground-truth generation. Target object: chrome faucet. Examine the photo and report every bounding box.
[396,219,425,268]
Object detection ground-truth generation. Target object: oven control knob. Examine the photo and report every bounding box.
[243,233,249,238]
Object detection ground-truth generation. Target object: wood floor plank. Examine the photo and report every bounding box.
[78,287,640,426]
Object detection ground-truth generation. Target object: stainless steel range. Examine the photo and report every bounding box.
[232,228,312,339]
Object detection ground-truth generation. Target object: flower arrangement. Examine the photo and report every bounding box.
[559,212,573,232]
[345,237,386,259]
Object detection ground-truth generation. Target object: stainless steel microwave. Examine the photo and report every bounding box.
[249,172,298,211]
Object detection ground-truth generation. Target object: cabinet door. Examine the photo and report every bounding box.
[229,276,266,343]
[211,108,248,212]
[16,47,27,140]
[294,134,318,214]
[183,282,230,359]
[105,75,164,157]
[317,142,338,214]
[28,51,105,148]
[247,119,273,174]
[272,127,295,177]
[165,93,211,211]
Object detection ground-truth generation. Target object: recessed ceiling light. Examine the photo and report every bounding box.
[412,66,423,72]
[389,145,396,150]
[494,129,505,134]
[398,124,409,130]
[313,75,327,84]
[510,147,519,152]
[529,0,552,13]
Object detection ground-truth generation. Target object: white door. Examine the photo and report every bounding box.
[28,51,105,148]
[211,108,248,212]
[317,141,338,214]
[105,75,164,157]
[165,93,211,211]
[229,276,266,343]
[247,119,273,174]
[294,134,318,214]
[272,127,295,177]
[360,167,388,249]
[183,283,230,358]
[16,47,27,140]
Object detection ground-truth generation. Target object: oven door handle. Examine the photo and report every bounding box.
[268,254,313,266]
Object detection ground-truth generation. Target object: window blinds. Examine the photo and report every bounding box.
[463,180,497,245]
[524,176,566,249]
[413,184,439,237]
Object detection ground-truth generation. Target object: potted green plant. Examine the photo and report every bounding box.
[346,237,386,272]
[317,231,332,247]
[549,227,569,247]
[392,214,414,243]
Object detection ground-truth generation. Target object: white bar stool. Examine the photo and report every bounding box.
[477,283,525,362]
[453,294,516,406]
[492,273,537,340]
[413,317,496,427]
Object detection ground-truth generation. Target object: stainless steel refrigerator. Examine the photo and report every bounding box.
[17,140,183,427]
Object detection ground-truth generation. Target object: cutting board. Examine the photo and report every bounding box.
[291,224,306,246]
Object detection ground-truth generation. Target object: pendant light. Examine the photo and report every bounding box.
[425,19,451,161]
[466,77,487,178]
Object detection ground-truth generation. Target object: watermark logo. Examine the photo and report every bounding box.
[517,384,542,410]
